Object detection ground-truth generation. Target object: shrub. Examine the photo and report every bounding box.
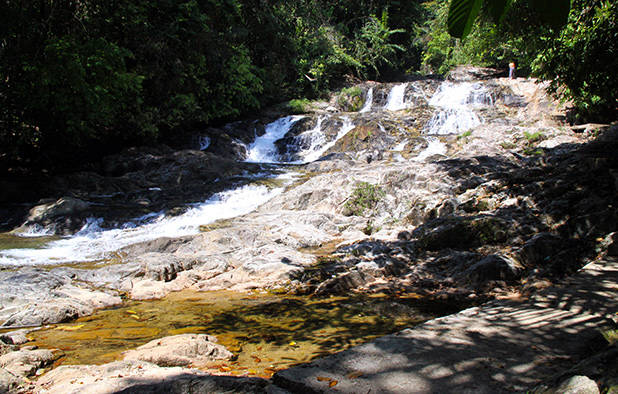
[343,182,385,216]
[337,86,364,112]
[287,99,311,114]
[524,131,545,143]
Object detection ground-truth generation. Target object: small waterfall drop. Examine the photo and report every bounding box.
[299,117,354,163]
[425,82,493,135]
[359,88,373,113]
[245,116,304,163]
[385,83,408,111]
[280,117,355,164]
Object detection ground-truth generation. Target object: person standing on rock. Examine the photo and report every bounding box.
[509,62,516,79]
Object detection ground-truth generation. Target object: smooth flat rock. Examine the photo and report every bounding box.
[35,360,268,394]
[273,260,617,393]
[122,334,233,367]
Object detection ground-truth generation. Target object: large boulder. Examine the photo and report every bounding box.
[25,197,90,224]
[122,334,233,367]
[0,331,29,346]
[414,216,509,251]
[462,254,523,288]
[518,233,565,268]
[0,348,57,377]
[0,278,122,327]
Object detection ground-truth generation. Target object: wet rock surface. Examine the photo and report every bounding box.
[0,74,616,392]
[0,148,265,234]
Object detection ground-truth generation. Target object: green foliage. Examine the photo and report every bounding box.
[344,182,386,216]
[500,141,517,149]
[446,0,570,39]
[457,130,473,139]
[447,0,483,39]
[522,130,546,155]
[421,1,548,75]
[0,0,264,166]
[337,87,364,112]
[524,131,545,143]
[532,0,618,122]
[352,12,406,76]
[287,99,312,114]
[362,220,382,235]
[0,0,425,169]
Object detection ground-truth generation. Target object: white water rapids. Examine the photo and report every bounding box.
[384,83,408,111]
[425,82,492,135]
[1,80,494,267]
[0,180,290,266]
[245,116,305,163]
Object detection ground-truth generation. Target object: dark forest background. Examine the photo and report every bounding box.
[0,0,615,172]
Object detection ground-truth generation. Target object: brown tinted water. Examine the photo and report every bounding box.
[25,289,457,378]
[0,233,59,251]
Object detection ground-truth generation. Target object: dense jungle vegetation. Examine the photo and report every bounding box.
[0,0,615,172]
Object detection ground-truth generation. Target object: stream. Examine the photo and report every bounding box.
[0,80,497,375]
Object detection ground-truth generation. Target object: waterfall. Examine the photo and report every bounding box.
[297,117,354,163]
[385,83,408,111]
[3,79,495,268]
[359,87,373,113]
[0,178,292,266]
[245,116,304,163]
[425,82,492,135]
[265,116,355,164]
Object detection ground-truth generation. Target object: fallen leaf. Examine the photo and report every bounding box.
[347,371,363,379]
[56,324,85,331]
[248,369,258,374]
[329,380,338,387]
[218,366,231,372]
[130,315,141,320]
[316,376,331,382]
[126,310,138,315]
[251,355,262,363]
[288,341,297,346]
[256,346,263,351]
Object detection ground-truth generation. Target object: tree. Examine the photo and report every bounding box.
[446,0,571,39]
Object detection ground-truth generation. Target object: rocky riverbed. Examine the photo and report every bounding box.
[0,67,616,393]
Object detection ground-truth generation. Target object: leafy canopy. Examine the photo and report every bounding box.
[447,0,571,39]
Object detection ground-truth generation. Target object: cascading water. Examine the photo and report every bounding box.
[245,116,304,163]
[385,83,408,111]
[359,87,373,113]
[0,180,290,266]
[287,117,355,164]
[425,81,492,135]
[2,80,496,268]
